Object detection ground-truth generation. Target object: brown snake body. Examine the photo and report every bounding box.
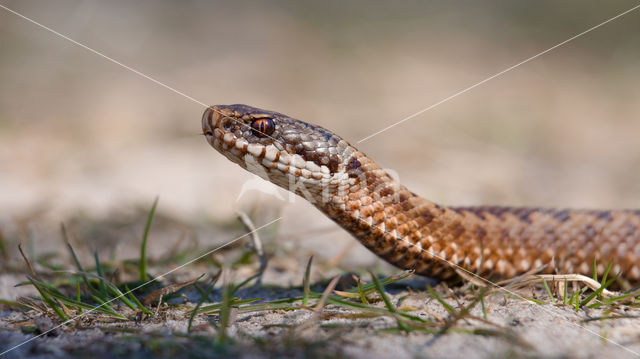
[203,104,640,283]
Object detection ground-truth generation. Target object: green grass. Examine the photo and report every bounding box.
[139,196,159,282]
[2,205,640,357]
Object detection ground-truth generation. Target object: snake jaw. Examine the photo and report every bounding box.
[203,104,355,202]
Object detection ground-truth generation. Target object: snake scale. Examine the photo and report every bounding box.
[203,104,640,283]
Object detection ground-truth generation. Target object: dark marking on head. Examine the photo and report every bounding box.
[347,158,361,171]
[294,143,305,156]
[328,155,341,174]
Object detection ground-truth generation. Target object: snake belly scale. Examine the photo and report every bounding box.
[202,104,640,283]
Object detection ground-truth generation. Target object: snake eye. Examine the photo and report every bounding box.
[250,118,275,138]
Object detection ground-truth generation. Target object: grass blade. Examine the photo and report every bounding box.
[188,282,214,333]
[581,277,616,307]
[62,224,97,295]
[28,278,68,321]
[0,230,8,260]
[369,272,394,312]
[216,282,233,344]
[600,261,613,289]
[302,256,313,307]
[355,275,369,304]
[106,284,136,310]
[76,282,83,314]
[140,196,159,282]
[541,278,555,304]
[125,284,154,316]
[370,271,410,332]
[427,286,455,314]
[93,251,108,299]
[480,293,487,319]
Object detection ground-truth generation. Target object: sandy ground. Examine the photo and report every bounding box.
[1,214,640,359]
[1,1,640,358]
[2,272,640,359]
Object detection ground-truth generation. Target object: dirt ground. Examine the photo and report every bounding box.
[1,212,640,359]
[1,1,640,358]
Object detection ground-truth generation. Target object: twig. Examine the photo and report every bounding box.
[237,211,268,286]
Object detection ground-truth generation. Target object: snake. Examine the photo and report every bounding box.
[202,104,640,283]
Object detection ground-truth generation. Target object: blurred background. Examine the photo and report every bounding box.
[1,0,639,272]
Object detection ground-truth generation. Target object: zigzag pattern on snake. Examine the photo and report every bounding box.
[202,104,640,283]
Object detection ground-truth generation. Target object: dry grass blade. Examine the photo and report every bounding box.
[17,297,48,312]
[496,263,550,289]
[237,212,268,286]
[18,244,39,280]
[315,276,340,312]
[294,276,340,336]
[0,229,8,261]
[142,274,204,306]
[302,256,313,307]
[0,298,31,311]
[521,274,620,299]
[216,271,238,345]
[26,275,69,321]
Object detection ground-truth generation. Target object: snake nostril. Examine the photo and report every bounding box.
[222,118,234,131]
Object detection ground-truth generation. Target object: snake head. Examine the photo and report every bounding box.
[202,104,370,202]
[202,104,352,172]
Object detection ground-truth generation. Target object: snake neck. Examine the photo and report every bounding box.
[299,148,473,279]
[300,149,640,282]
